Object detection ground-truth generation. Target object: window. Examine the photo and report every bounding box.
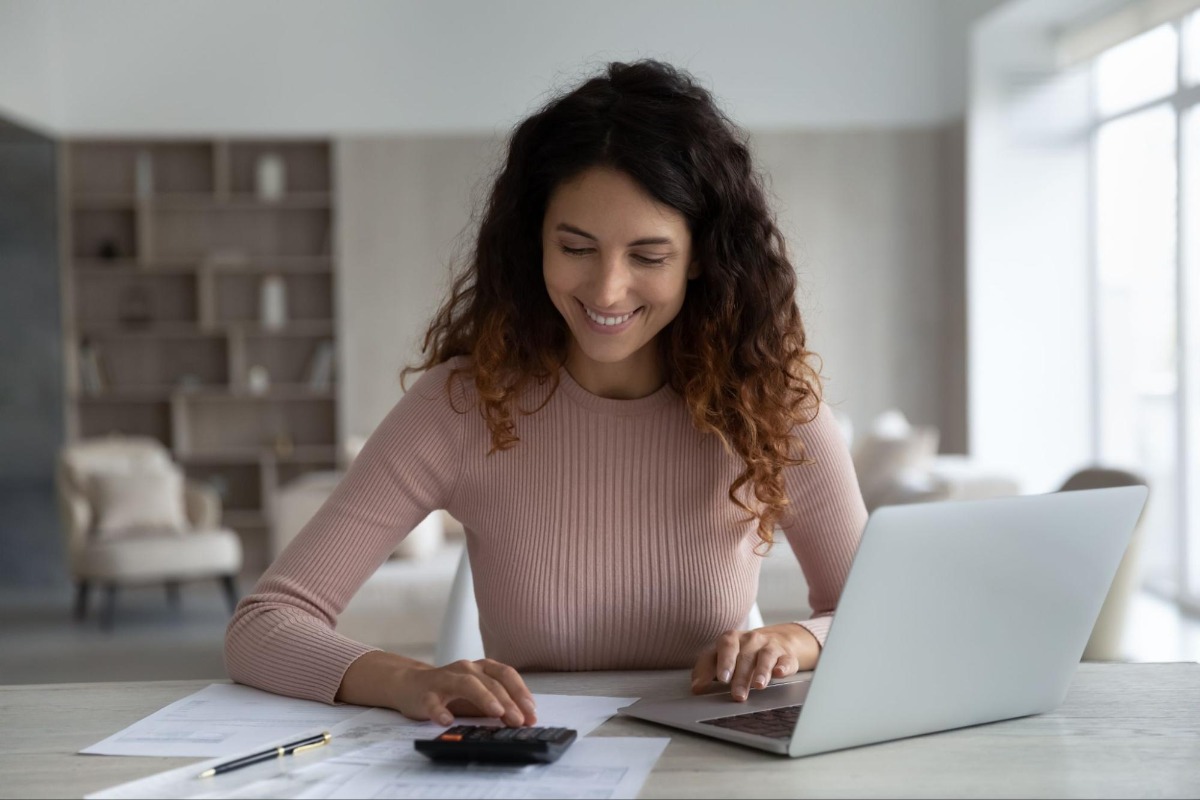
[1091,13,1200,610]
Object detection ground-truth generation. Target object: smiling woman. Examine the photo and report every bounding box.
[226,59,867,731]
[541,166,699,399]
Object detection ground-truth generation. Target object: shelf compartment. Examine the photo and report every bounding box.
[182,462,262,513]
[234,334,334,388]
[68,141,141,197]
[211,272,333,325]
[72,208,137,261]
[228,141,331,195]
[74,271,198,329]
[81,336,227,391]
[179,397,336,458]
[79,400,171,443]
[146,142,214,195]
[151,206,331,260]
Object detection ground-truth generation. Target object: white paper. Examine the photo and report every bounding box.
[85,693,641,799]
[80,684,368,757]
[322,737,670,800]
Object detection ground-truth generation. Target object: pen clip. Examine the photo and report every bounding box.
[291,732,332,754]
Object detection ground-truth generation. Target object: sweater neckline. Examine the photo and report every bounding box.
[555,365,678,416]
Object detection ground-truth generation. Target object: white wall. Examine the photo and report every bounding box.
[1,0,1001,136]
[968,0,1106,492]
[0,0,61,134]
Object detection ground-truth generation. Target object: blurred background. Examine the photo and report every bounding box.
[1,0,1197,683]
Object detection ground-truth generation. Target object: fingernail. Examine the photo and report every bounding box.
[520,698,537,714]
[755,674,767,688]
[719,670,731,683]
[438,713,453,726]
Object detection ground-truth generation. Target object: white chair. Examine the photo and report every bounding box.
[1058,466,1149,661]
[56,435,243,628]
[434,548,765,665]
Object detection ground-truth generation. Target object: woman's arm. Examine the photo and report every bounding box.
[224,360,469,705]
[690,402,867,700]
[776,401,868,647]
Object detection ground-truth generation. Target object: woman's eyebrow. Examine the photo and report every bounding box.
[554,222,674,247]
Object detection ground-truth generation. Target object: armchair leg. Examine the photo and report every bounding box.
[100,584,118,631]
[74,580,90,622]
[165,581,181,611]
[219,575,239,614]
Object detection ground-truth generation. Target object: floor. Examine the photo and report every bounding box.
[0,583,1197,686]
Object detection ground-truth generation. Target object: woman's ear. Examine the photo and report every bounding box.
[687,259,701,280]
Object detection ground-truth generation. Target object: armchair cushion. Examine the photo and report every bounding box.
[87,464,189,539]
[73,528,242,582]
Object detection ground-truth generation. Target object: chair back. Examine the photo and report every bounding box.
[1059,467,1146,493]
[1057,465,1148,661]
[56,436,174,556]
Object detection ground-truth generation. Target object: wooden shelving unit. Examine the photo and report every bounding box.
[60,138,339,572]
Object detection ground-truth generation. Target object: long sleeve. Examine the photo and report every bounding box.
[224,359,467,703]
[777,402,868,648]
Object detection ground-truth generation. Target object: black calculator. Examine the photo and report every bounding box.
[413,724,577,764]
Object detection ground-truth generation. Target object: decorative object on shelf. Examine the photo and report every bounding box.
[116,285,152,328]
[135,150,154,198]
[97,238,121,261]
[205,474,230,503]
[255,152,286,202]
[305,340,335,390]
[176,374,203,392]
[78,338,106,395]
[272,431,295,460]
[247,365,271,396]
[260,274,288,330]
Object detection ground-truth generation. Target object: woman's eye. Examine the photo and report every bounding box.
[558,245,666,266]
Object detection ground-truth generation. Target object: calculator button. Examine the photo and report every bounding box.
[438,733,462,741]
[491,728,517,740]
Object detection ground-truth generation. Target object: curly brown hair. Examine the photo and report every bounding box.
[400,59,823,552]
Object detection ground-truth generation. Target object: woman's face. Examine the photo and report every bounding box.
[542,166,699,394]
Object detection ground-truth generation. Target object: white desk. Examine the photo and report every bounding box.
[1,662,1198,798]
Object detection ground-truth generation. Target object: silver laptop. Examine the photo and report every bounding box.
[617,486,1148,757]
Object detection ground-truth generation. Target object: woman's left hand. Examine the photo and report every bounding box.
[690,623,821,701]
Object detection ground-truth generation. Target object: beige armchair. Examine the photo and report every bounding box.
[56,435,243,628]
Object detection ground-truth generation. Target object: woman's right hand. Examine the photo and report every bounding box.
[336,651,536,727]
[398,658,538,727]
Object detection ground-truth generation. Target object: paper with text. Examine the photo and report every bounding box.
[85,692,641,798]
[80,684,369,757]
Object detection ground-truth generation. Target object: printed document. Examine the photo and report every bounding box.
[85,693,643,798]
[80,684,367,757]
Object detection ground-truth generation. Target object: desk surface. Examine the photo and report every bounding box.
[2,662,1198,799]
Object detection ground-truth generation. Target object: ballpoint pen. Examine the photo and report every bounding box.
[197,732,332,778]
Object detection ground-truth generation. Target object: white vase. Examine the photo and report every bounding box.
[260,274,287,330]
[135,150,154,198]
[247,365,270,395]
[255,153,286,201]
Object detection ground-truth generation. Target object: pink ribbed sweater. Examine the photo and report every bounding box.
[225,356,867,704]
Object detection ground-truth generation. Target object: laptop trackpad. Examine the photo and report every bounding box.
[619,676,812,725]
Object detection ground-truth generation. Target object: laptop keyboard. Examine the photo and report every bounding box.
[698,704,803,739]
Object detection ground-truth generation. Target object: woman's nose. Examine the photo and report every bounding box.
[588,256,634,308]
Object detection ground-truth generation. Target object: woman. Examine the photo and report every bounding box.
[225,59,866,730]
